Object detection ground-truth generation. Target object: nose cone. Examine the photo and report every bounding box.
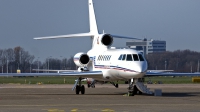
[136,61,147,73]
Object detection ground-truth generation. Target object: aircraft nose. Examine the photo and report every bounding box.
[136,62,147,73]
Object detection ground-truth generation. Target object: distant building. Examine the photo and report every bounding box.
[126,39,166,55]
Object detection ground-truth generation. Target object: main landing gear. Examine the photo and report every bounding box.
[87,79,96,88]
[76,85,85,94]
[74,78,85,95]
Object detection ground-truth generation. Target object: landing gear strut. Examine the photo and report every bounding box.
[127,79,139,96]
[75,78,85,95]
[110,82,119,88]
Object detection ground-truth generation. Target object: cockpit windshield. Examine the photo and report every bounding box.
[138,54,145,61]
[132,54,139,61]
[118,54,145,61]
[126,54,132,61]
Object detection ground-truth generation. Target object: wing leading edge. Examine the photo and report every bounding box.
[0,71,103,78]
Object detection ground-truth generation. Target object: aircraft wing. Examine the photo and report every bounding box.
[145,72,200,77]
[32,69,77,73]
[59,71,103,78]
[0,71,103,78]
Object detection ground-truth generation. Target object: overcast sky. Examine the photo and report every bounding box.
[0,0,200,61]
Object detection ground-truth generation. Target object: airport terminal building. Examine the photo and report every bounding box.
[126,39,166,55]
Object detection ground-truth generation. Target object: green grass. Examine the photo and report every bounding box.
[0,76,198,84]
[144,76,194,84]
[0,77,78,84]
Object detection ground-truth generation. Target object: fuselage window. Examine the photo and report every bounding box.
[126,54,133,61]
[138,54,145,61]
[99,55,102,61]
[118,55,123,60]
[122,54,126,61]
[105,55,108,61]
[132,54,139,61]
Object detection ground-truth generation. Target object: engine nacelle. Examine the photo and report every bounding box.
[99,34,113,47]
[74,52,90,67]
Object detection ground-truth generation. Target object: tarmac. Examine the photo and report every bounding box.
[0,84,200,112]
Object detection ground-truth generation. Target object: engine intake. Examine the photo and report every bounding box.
[101,34,113,46]
[74,52,90,67]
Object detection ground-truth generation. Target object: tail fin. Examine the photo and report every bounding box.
[89,0,98,34]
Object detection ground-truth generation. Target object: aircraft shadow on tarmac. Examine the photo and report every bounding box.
[162,92,200,97]
[11,92,200,97]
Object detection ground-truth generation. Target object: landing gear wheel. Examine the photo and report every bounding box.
[133,85,138,94]
[76,85,80,94]
[128,91,134,96]
[81,85,85,94]
[139,91,143,95]
[87,84,90,88]
[116,84,119,88]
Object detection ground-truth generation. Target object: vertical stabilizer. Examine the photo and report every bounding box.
[89,0,98,34]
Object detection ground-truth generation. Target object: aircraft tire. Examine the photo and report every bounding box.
[81,85,85,94]
[87,84,90,88]
[76,85,80,94]
[116,84,119,88]
[133,85,137,95]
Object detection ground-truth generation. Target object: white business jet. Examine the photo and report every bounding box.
[1,0,200,95]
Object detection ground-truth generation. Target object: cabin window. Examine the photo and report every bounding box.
[98,55,100,61]
[105,55,108,61]
[138,54,145,61]
[132,54,139,61]
[109,56,111,60]
[126,54,133,61]
[99,55,102,61]
[122,54,126,61]
[118,55,123,60]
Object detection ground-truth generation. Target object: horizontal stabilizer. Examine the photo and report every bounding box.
[34,32,94,40]
[110,34,142,40]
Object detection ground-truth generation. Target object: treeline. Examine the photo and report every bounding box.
[1,47,200,73]
[146,50,200,72]
[0,46,76,73]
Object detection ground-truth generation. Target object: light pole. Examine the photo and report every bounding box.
[60,56,62,70]
[165,60,167,70]
[48,56,52,73]
[37,57,40,73]
[6,59,9,73]
[30,63,32,73]
[198,60,199,72]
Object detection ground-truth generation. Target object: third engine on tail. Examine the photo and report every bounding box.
[98,34,113,47]
[73,52,90,67]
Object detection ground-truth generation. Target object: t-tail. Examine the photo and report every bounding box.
[34,0,141,49]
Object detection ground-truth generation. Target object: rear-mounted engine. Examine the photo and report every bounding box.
[74,52,90,67]
[100,34,113,47]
